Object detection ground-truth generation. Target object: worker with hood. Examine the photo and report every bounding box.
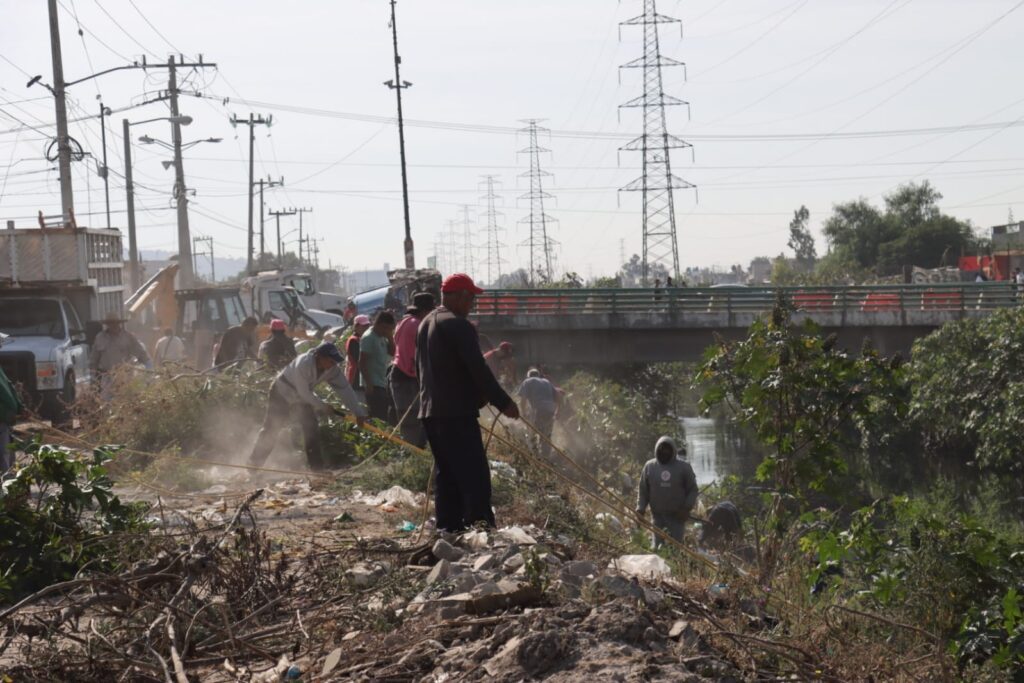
[248,342,367,471]
[635,436,698,548]
[259,319,298,371]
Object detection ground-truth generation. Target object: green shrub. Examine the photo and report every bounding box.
[0,440,147,600]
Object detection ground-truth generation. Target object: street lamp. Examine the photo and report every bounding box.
[121,115,198,292]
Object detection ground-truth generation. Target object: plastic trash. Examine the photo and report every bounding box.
[708,582,729,596]
[286,665,302,679]
[352,486,421,508]
[499,526,538,545]
[595,512,624,532]
[333,511,355,523]
[397,520,417,532]
[608,554,672,579]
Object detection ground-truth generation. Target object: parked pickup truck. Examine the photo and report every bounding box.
[0,291,91,417]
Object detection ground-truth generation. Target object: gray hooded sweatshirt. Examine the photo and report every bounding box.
[636,436,698,519]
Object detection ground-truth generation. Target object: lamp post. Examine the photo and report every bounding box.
[122,115,194,293]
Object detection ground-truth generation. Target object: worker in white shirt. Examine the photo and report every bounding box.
[154,328,186,366]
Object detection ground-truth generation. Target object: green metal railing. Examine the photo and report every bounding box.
[473,284,1021,318]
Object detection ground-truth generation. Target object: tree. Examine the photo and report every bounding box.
[787,205,816,268]
[821,182,977,276]
[621,254,669,287]
[494,268,531,289]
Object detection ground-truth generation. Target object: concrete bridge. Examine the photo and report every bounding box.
[472,284,1018,366]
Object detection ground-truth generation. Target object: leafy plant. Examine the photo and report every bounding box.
[0,440,147,600]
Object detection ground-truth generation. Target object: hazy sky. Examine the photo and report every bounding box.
[2,0,1023,281]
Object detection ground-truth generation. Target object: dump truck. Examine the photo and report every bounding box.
[240,271,343,330]
[0,224,125,418]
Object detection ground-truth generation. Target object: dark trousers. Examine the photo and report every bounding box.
[366,386,392,424]
[389,370,425,448]
[249,387,323,470]
[422,416,495,532]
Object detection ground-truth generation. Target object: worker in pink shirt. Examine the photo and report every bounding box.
[389,292,436,447]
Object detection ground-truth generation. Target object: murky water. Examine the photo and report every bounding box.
[681,416,763,487]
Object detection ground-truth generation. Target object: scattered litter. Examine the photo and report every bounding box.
[608,554,672,579]
[397,520,417,532]
[333,511,356,523]
[595,512,624,532]
[201,484,228,494]
[322,648,342,676]
[351,486,421,508]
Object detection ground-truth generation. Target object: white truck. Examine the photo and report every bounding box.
[275,270,347,318]
[240,271,343,331]
[0,225,126,419]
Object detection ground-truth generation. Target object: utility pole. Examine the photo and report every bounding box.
[253,176,283,267]
[518,120,557,286]
[99,102,111,229]
[46,0,74,225]
[385,0,416,269]
[295,207,313,266]
[268,208,296,268]
[122,118,139,292]
[231,113,272,275]
[480,175,506,285]
[167,56,195,286]
[619,0,695,285]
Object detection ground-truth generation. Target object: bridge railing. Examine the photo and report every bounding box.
[473,284,1022,317]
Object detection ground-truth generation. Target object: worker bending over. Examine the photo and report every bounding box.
[418,274,519,532]
[91,312,152,398]
[635,436,698,549]
[248,342,367,471]
[515,368,559,458]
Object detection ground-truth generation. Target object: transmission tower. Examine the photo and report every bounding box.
[458,205,476,279]
[480,175,506,285]
[619,0,696,286]
[517,120,558,286]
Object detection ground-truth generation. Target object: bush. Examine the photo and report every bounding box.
[0,440,147,600]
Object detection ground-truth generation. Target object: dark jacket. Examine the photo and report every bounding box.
[417,307,512,418]
[215,325,255,366]
[260,332,298,370]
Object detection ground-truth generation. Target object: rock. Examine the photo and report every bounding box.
[449,572,480,593]
[471,581,501,597]
[562,560,598,578]
[432,538,465,562]
[668,620,689,639]
[552,579,582,600]
[502,553,525,573]
[438,605,465,620]
[426,559,451,586]
[321,647,342,676]
[540,552,562,568]
[643,587,665,606]
[467,579,542,614]
[347,561,385,587]
[499,544,521,563]
[516,629,571,677]
[472,554,497,571]
[341,630,361,641]
[597,575,644,600]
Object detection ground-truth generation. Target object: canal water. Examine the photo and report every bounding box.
[681,416,763,487]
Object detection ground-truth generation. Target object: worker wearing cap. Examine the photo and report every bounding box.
[418,273,520,532]
[389,292,436,447]
[248,342,367,471]
[259,319,298,371]
[214,316,259,368]
[515,368,559,459]
[484,341,516,388]
[90,311,152,398]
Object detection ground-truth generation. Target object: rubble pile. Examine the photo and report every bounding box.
[328,524,832,682]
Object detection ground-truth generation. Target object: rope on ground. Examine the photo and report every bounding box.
[336,400,422,473]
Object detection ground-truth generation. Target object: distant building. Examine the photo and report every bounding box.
[990,222,1024,278]
[749,257,772,284]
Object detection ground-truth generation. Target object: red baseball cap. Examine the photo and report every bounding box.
[441,273,484,295]
[270,318,287,332]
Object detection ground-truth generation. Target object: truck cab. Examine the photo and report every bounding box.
[0,293,91,418]
[281,272,347,317]
[241,274,343,331]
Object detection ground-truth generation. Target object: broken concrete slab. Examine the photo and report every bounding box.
[432,538,465,562]
[426,559,451,586]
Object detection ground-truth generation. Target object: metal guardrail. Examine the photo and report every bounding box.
[474,284,1022,318]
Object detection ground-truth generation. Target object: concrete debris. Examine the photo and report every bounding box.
[502,553,525,573]
[347,560,387,587]
[498,525,538,545]
[432,538,465,562]
[426,559,452,586]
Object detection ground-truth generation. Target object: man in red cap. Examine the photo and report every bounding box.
[484,340,517,388]
[417,273,519,532]
[259,319,298,371]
